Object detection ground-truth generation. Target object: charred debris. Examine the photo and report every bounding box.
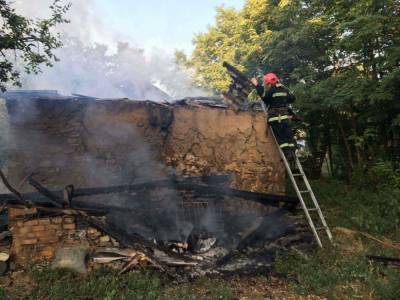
[0,169,315,278]
[0,90,312,278]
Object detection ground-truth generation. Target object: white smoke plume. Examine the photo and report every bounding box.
[5,0,211,241]
[10,0,206,100]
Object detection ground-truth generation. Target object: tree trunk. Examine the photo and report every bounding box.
[326,129,334,177]
[350,110,363,165]
[338,117,354,180]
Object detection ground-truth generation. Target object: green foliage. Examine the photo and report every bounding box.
[352,160,400,190]
[188,3,269,91]
[0,0,71,91]
[0,287,6,299]
[186,0,400,179]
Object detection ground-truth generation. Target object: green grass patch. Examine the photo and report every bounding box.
[314,180,400,238]
[6,266,234,300]
[275,246,400,299]
[276,179,400,299]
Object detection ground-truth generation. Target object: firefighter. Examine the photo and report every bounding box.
[251,73,297,160]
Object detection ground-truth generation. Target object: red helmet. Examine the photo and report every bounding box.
[264,73,280,85]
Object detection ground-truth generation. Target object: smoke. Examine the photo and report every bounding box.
[10,0,206,100]
[0,98,9,171]
[3,1,245,243]
[4,0,206,241]
[12,0,118,46]
[77,106,186,241]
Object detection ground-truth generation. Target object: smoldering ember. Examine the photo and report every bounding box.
[0,89,317,280]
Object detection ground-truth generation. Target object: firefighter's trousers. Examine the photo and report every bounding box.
[269,116,296,159]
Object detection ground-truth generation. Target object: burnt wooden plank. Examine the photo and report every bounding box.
[28,177,64,208]
[0,176,298,208]
[366,255,400,267]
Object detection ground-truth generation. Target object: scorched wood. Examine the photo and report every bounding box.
[0,170,31,207]
[28,176,64,208]
[367,255,400,267]
[0,176,299,208]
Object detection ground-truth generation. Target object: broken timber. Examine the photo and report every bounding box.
[366,255,400,267]
[10,178,198,271]
[222,61,254,108]
[0,176,299,208]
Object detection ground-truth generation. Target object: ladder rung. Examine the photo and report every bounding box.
[267,123,332,246]
[307,208,318,212]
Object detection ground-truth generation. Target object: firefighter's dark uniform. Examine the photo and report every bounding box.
[256,83,296,159]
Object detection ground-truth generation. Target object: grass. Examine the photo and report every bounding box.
[275,179,400,299]
[275,245,400,299]
[2,267,234,300]
[313,180,400,238]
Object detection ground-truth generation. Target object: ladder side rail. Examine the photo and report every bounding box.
[294,157,333,240]
[261,101,323,247]
[270,127,323,248]
[294,157,322,210]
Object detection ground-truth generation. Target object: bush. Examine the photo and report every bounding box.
[352,160,400,190]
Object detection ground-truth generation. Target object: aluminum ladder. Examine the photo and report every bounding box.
[261,102,333,247]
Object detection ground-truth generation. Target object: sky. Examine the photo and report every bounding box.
[14,0,245,54]
[10,0,246,98]
[94,0,245,54]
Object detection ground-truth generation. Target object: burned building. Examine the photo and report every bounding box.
[0,91,310,272]
[2,91,284,193]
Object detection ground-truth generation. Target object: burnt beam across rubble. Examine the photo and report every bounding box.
[0,175,298,208]
[2,173,311,277]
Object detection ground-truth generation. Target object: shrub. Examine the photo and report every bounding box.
[352,160,400,190]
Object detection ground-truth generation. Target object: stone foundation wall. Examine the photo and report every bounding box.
[8,207,116,264]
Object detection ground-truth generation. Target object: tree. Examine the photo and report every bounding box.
[0,0,71,91]
[186,0,400,179]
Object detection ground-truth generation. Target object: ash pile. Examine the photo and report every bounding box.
[0,172,314,278]
[164,209,314,278]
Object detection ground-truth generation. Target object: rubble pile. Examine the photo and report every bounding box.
[0,176,312,278]
[0,92,313,279]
